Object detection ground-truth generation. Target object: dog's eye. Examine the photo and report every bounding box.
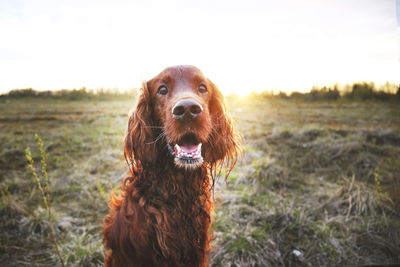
[198,85,208,94]
[157,86,168,96]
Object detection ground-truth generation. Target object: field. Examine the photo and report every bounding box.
[0,96,399,266]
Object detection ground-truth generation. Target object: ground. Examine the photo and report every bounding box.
[0,96,399,266]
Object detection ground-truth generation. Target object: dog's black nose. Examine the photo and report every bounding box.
[172,99,203,122]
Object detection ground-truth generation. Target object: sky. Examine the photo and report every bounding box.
[0,0,399,94]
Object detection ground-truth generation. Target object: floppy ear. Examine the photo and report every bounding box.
[124,81,157,169]
[206,80,240,170]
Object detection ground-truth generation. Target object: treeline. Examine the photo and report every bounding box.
[0,87,137,100]
[238,82,400,102]
[276,82,400,101]
[2,82,400,102]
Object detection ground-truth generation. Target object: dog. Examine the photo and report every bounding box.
[103,65,239,266]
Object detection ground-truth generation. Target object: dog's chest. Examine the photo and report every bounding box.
[145,193,208,264]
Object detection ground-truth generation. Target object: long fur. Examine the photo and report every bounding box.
[103,66,239,267]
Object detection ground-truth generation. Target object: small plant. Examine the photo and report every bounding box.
[374,172,389,204]
[26,134,65,267]
[0,184,12,215]
[96,182,107,203]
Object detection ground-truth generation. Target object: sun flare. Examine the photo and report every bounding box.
[0,0,399,95]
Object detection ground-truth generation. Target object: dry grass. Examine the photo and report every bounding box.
[0,96,399,266]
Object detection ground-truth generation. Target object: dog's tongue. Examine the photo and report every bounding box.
[180,145,198,153]
[174,143,202,158]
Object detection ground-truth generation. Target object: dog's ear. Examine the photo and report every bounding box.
[206,80,240,170]
[124,81,157,169]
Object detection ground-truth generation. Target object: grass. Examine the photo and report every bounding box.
[0,96,399,266]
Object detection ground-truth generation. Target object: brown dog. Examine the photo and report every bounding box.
[103,65,239,267]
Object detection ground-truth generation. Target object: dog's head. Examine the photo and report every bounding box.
[125,65,239,171]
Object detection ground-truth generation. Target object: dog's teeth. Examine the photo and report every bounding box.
[174,143,203,160]
[174,144,180,153]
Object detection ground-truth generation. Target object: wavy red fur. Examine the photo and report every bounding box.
[103,66,240,267]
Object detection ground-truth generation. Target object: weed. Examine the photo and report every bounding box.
[374,173,390,205]
[0,184,12,217]
[0,184,11,208]
[25,135,65,267]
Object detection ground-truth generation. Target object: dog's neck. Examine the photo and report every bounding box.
[134,164,209,195]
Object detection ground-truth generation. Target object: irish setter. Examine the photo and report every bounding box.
[103,65,239,267]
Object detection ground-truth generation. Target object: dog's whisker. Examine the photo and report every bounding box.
[143,125,164,129]
[146,131,166,144]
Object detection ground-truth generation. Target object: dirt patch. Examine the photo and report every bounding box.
[366,132,400,146]
[0,149,26,172]
[0,116,59,123]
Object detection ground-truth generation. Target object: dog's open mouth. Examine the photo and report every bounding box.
[168,134,204,169]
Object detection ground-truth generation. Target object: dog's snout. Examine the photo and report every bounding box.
[172,99,203,122]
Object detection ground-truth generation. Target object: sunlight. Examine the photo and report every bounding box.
[0,0,398,95]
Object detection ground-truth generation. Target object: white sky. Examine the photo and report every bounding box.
[0,0,399,94]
